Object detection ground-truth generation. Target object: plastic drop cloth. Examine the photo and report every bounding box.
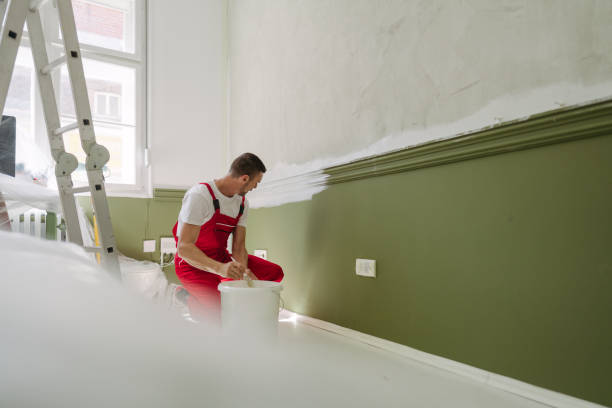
[0,175,178,306]
[0,173,61,219]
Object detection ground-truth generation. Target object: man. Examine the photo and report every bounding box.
[172,153,284,321]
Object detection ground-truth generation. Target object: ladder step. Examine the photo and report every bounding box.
[53,121,79,135]
[29,0,50,12]
[69,186,91,194]
[41,55,67,75]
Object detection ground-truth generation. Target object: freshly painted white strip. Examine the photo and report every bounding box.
[248,167,329,209]
[281,310,606,408]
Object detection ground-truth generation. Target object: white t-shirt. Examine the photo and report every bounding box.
[177,181,249,237]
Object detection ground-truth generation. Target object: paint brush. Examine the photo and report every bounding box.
[232,256,254,287]
[244,274,254,288]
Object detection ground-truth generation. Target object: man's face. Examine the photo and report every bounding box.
[239,172,264,196]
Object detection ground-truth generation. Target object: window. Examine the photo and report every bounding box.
[4,0,147,195]
[94,92,121,119]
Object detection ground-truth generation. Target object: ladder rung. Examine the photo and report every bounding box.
[41,55,67,75]
[29,0,50,12]
[84,246,102,253]
[54,122,79,135]
[69,186,91,194]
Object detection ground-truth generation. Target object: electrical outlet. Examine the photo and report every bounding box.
[143,239,156,253]
[160,237,177,254]
[254,249,268,260]
[356,258,376,278]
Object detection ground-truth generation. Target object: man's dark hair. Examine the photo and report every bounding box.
[230,153,266,178]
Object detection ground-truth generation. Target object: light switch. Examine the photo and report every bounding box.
[160,237,177,254]
[356,258,376,278]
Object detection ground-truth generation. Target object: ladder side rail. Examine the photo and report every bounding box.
[89,177,119,274]
[26,6,83,245]
[56,0,119,275]
[0,0,8,29]
[55,0,96,153]
[0,0,28,116]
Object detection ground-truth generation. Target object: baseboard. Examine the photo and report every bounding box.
[280,309,607,408]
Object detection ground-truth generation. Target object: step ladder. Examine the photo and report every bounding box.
[0,0,120,276]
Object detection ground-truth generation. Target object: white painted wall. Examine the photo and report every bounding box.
[149,0,228,189]
[228,0,612,172]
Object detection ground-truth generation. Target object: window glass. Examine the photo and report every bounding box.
[59,59,135,126]
[72,0,136,54]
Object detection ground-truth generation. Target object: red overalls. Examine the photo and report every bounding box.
[172,183,284,321]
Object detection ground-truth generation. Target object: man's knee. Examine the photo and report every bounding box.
[271,263,284,282]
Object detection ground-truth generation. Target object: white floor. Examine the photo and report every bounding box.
[276,312,548,408]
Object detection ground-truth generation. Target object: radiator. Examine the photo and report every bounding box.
[9,209,65,241]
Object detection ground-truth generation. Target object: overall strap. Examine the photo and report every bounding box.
[201,183,220,212]
[236,196,245,223]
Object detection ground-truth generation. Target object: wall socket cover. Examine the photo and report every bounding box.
[254,249,268,260]
[160,237,177,254]
[356,258,376,277]
[143,239,156,253]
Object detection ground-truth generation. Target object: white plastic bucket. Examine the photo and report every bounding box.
[218,280,283,338]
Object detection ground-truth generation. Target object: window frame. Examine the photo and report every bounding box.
[19,0,149,197]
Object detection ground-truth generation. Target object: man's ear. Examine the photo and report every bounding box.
[240,174,250,183]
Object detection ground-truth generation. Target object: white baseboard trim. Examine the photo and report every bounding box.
[280,310,607,408]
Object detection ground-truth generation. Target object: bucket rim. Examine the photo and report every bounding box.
[217,280,283,293]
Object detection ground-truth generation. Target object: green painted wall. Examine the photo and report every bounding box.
[78,196,182,284]
[245,134,612,406]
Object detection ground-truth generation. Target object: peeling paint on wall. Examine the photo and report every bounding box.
[250,82,612,208]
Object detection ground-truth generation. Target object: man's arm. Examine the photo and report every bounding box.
[232,226,257,280]
[178,223,244,280]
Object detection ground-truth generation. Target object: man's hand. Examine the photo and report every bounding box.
[219,261,245,280]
